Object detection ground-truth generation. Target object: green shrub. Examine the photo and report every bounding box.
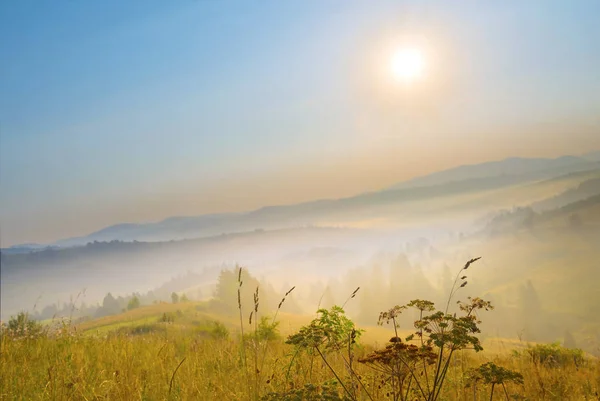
[287,305,362,352]
[116,323,166,336]
[244,316,280,343]
[466,362,524,400]
[210,321,229,340]
[524,342,584,367]
[2,312,45,339]
[159,312,176,323]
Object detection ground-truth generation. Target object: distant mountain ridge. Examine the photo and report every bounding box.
[0,243,52,255]
[389,154,596,190]
[531,177,600,212]
[581,150,600,162]
[6,151,599,250]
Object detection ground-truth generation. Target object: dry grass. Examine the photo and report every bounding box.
[2,323,599,400]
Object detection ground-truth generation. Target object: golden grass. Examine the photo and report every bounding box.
[2,321,599,400]
[77,302,203,332]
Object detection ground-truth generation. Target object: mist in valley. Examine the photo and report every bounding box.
[3,160,599,354]
[3,3,600,399]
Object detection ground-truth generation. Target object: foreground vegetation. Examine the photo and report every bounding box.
[2,329,598,400]
[2,261,600,400]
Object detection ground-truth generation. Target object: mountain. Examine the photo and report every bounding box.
[0,243,56,255]
[48,176,533,246]
[389,155,598,190]
[581,150,600,162]
[531,177,600,212]
[26,154,599,248]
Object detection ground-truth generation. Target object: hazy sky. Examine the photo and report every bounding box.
[1,0,600,246]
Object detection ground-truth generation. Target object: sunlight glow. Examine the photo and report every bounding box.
[391,48,425,83]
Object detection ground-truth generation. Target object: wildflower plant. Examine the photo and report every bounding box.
[359,257,494,401]
[285,293,366,400]
[466,362,524,400]
[286,306,362,353]
[358,336,437,401]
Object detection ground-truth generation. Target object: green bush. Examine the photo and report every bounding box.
[210,321,229,340]
[2,312,45,339]
[116,323,166,336]
[524,342,584,367]
[159,312,176,323]
[245,316,281,343]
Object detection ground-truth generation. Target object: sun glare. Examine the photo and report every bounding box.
[391,48,425,83]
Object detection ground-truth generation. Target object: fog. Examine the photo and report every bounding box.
[2,160,600,354]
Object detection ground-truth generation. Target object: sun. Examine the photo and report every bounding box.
[391,48,425,83]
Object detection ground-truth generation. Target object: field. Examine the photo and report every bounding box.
[2,299,600,401]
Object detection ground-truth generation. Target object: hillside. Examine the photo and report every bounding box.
[3,265,597,400]
[5,154,597,249]
[389,155,598,190]
[531,176,600,212]
[3,168,600,321]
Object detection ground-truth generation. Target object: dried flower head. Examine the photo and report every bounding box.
[463,257,481,270]
[378,305,407,326]
[358,338,438,370]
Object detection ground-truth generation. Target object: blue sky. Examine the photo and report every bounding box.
[1,0,599,245]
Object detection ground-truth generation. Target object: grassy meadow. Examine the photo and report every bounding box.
[2,296,600,401]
